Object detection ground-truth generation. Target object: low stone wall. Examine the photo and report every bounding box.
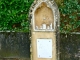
[60,33,80,60]
[0,32,80,60]
[0,32,30,60]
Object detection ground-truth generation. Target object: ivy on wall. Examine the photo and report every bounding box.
[0,0,80,32]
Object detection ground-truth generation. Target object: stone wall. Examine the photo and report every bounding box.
[0,32,80,60]
[0,32,30,60]
[60,33,80,60]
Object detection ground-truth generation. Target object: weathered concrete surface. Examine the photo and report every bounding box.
[60,33,80,60]
[0,32,30,60]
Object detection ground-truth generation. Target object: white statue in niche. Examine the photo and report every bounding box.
[35,2,54,30]
[36,23,53,30]
[42,24,46,29]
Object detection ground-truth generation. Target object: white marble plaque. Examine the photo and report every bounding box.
[37,39,52,58]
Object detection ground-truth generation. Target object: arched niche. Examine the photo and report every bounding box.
[34,2,54,31]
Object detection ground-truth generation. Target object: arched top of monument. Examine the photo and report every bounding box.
[29,0,59,14]
[29,0,60,31]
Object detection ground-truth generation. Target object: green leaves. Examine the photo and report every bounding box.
[0,0,33,32]
[0,0,79,32]
[59,0,80,33]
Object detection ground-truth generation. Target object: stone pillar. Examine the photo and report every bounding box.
[29,0,60,60]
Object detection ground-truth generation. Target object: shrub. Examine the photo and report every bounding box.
[0,0,80,33]
[59,0,80,33]
[0,0,33,32]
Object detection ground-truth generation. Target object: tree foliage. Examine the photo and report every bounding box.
[0,0,80,32]
[59,0,80,33]
[0,0,33,32]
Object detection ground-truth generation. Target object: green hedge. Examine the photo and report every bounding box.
[0,0,80,32]
[0,0,33,32]
[59,0,80,33]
